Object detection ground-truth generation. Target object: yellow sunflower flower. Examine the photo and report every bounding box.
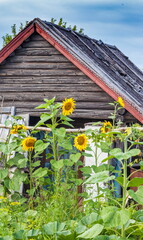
[125,127,132,136]
[10,202,20,206]
[62,98,76,116]
[117,97,125,107]
[0,196,7,201]
[21,136,37,151]
[10,124,27,134]
[100,121,112,133]
[74,134,89,151]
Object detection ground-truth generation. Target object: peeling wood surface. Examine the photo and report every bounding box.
[0,33,137,122]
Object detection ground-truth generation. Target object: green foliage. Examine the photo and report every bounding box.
[1,18,84,48]
[0,97,143,239]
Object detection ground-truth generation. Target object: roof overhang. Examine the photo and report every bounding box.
[0,18,143,124]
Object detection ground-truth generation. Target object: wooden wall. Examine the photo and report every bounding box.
[0,33,136,122]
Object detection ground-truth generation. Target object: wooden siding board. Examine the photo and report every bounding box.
[0,32,134,121]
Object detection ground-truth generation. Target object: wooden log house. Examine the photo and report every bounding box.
[0,18,143,196]
[0,18,142,128]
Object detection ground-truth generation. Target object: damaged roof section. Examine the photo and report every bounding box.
[42,20,143,115]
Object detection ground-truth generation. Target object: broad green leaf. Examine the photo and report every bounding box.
[51,159,64,170]
[0,185,4,194]
[55,127,66,138]
[78,224,103,239]
[0,237,13,240]
[13,229,26,239]
[85,171,115,184]
[70,152,81,163]
[42,221,65,235]
[35,140,50,153]
[101,206,130,227]
[27,229,41,237]
[81,212,99,225]
[128,177,143,187]
[0,169,8,179]
[58,231,75,240]
[128,186,143,204]
[92,164,114,173]
[80,166,92,174]
[123,149,140,160]
[25,210,37,217]
[133,210,143,222]
[75,223,87,234]
[115,176,124,187]
[100,141,112,153]
[32,167,48,178]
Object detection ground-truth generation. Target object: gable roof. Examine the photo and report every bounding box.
[0,18,143,123]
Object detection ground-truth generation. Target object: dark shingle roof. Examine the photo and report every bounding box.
[39,19,143,117]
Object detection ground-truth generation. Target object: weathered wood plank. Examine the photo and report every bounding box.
[0,92,113,102]
[0,84,102,92]
[0,69,84,76]
[22,40,52,48]
[30,34,45,41]
[15,108,113,119]
[15,48,60,56]
[0,62,77,69]
[2,101,113,110]
[7,55,69,63]
[0,76,96,84]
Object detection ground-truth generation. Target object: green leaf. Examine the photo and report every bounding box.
[81,212,99,225]
[70,152,81,163]
[123,149,141,160]
[133,210,143,222]
[0,169,8,179]
[55,127,66,138]
[35,140,50,153]
[115,177,123,187]
[27,229,41,237]
[78,224,103,239]
[42,221,66,235]
[100,141,112,153]
[13,230,26,239]
[75,223,87,234]
[80,166,92,174]
[128,177,143,187]
[0,237,13,240]
[32,167,48,178]
[51,159,64,170]
[101,206,130,227]
[109,148,124,161]
[128,186,143,204]
[85,171,115,184]
[25,210,37,217]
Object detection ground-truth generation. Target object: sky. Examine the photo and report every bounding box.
[0,0,143,69]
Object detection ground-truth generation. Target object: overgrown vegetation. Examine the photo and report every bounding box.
[1,18,84,47]
[0,97,143,239]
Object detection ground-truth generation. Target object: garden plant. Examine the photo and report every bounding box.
[0,97,143,239]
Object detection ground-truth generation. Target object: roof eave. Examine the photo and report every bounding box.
[0,22,35,64]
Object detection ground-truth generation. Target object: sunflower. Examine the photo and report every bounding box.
[10,124,27,134]
[62,98,76,116]
[100,121,112,133]
[117,97,125,107]
[74,134,89,151]
[21,136,37,151]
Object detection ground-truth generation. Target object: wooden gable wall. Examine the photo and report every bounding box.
[0,33,136,122]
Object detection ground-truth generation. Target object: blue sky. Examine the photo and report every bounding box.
[0,0,143,69]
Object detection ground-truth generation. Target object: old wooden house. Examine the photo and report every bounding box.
[0,18,143,198]
[0,17,142,128]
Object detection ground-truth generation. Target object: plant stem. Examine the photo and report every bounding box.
[121,138,128,238]
[29,151,33,208]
